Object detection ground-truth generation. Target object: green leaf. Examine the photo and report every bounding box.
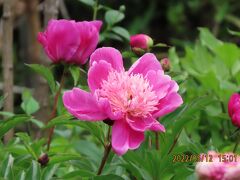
[21,89,39,115]
[48,154,82,165]
[30,118,45,129]
[45,116,105,146]
[15,132,38,160]
[122,51,137,59]
[78,0,95,6]
[26,64,56,93]
[154,43,170,48]
[199,28,222,51]
[61,169,94,179]
[44,114,74,129]
[105,10,125,25]
[41,164,59,180]
[26,161,40,180]
[1,154,14,180]
[69,65,81,86]
[0,95,5,109]
[111,26,130,40]
[0,115,30,138]
[93,174,124,180]
[17,171,26,180]
[228,28,240,37]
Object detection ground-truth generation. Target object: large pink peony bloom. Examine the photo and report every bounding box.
[63,47,183,155]
[196,151,240,180]
[228,93,240,128]
[38,19,102,64]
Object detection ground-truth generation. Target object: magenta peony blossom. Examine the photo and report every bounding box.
[130,34,153,54]
[228,93,240,128]
[38,19,102,64]
[196,151,240,180]
[63,47,183,155]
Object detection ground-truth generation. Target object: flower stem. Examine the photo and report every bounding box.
[155,132,159,150]
[97,143,112,175]
[46,67,66,151]
[168,130,182,155]
[233,135,240,153]
[93,0,98,20]
[97,126,112,175]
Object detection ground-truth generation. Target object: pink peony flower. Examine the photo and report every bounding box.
[38,19,102,64]
[63,47,183,155]
[196,151,240,180]
[228,93,240,128]
[130,34,153,54]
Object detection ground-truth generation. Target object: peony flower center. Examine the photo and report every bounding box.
[99,71,158,117]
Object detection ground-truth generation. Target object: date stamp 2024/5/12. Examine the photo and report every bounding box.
[172,153,238,163]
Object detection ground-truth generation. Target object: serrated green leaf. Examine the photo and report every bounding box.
[105,10,124,25]
[199,28,222,51]
[26,64,56,93]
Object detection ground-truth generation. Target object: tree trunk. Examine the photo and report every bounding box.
[2,0,14,143]
[25,0,51,138]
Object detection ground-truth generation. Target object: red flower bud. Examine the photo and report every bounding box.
[228,93,240,128]
[130,34,153,55]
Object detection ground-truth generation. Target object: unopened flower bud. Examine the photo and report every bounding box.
[130,34,153,55]
[160,58,170,71]
[38,153,49,166]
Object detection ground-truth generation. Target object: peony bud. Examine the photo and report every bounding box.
[38,19,102,65]
[160,58,170,71]
[130,34,153,55]
[38,153,49,166]
[228,93,240,128]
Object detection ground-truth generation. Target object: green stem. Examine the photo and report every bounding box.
[97,126,112,175]
[93,0,99,20]
[155,132,159,150]
[46,67,66,151]
[233,135,240,153]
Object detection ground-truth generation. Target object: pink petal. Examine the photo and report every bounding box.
[126,116,155,132]
[149,120,166,132]
[63,88,107,121]
[90,47,124,71]
[97,95,124,120]
[90,20,102,31]
[153,92,183,118]
[112,120,144,155]
[130,34,149,49]
[37,32,57,62]
[88,60,112,92]
[43,19,81,62]
[128,53,162,76]
[70,21,101,64]
[228,93,240,117]
[146,70,179,100]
